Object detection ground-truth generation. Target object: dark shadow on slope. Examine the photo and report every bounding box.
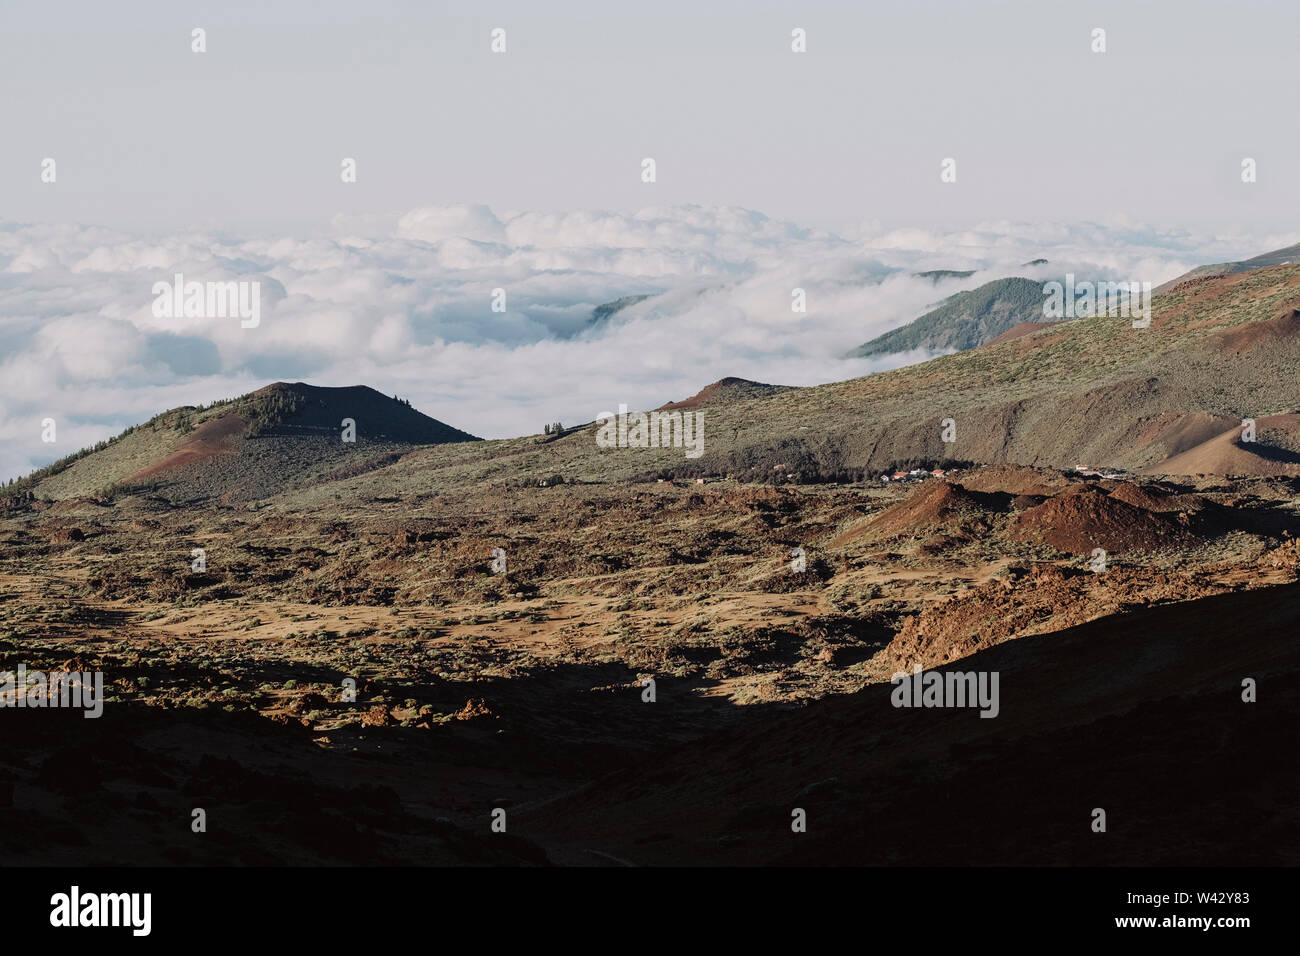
[523,583,1300,866]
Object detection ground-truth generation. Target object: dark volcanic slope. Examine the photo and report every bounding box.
[251,383,478,444]
[525,583,1300,866]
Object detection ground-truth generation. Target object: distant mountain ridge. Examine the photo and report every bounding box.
[849,277,1051,357]
[1155,240,1300,293]
[587,293,655,328]
[912,269,975,283]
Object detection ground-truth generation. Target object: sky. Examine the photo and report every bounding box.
[3,0,1297,232]
[1,0,1298,481]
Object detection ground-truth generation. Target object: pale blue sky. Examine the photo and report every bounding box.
[2,0,1295,233]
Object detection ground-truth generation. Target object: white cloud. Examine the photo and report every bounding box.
[396,204,508,245]
[1,205,1293,482]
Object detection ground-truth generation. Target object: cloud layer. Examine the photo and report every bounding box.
[2,205,1293,482]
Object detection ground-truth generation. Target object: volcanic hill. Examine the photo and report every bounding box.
[19,383,477,505]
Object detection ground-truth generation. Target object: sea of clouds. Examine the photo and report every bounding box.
[1,203,1294,482]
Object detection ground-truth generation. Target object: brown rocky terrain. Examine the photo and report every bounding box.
[3,264,1300,865]
[2,459,1297,864]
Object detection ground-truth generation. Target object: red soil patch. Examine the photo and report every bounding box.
[831,481,997,547]
[1144,413,1300,477]
[981,320,1062,348]
[455,698,496,721]
[1009,485,1196,554]
[127,411,245,483]
[1211,305,1300,354]
[884,560,1244,670]
[1134,410,1240,458]
[1160,269,1255,331]
[958,464,1072,497]
[1164,273,1227,295]
[360,705,394,728]
[1100,480,1205,514]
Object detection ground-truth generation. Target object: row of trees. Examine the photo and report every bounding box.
[245,390,306,437]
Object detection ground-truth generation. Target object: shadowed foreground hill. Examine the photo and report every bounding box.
[525,583,1300,865]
